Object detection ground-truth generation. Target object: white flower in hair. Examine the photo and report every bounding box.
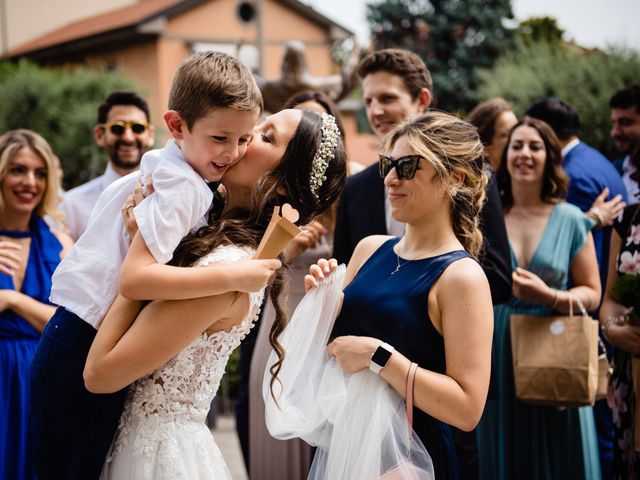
[309,112,339,200]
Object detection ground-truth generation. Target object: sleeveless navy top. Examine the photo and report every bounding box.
[331,237,469,480]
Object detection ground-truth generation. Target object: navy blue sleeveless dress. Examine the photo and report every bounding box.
[331,237,469,480]
[0,216,62,480]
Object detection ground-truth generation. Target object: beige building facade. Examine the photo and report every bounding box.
[5,0,378,164]
[7,1,348,125]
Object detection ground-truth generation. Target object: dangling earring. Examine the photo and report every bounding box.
[450,187,457,198]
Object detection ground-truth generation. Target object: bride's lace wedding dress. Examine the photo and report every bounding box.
[100,245,264,479]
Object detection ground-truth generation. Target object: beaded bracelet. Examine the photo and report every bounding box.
[588,207,605,228]
[603,316,624,342]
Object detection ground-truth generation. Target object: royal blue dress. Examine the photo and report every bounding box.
[0,216,62,480]
[331,237,470,480]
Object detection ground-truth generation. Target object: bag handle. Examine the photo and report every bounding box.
[406,362,418,427]
[568,292,606,354]
[568,292,589,318]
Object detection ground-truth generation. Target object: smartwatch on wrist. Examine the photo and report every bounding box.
[369,342,395,374]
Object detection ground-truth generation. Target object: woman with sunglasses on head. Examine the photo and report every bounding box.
[0,130,73,480]
[476,117,601,479]
[286,111,493,479]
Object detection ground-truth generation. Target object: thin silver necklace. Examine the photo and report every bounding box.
[391,239,451,276]
[391,255,409,275]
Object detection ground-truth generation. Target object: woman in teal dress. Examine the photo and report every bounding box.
[477,117,602,479]
[0,130,72,480]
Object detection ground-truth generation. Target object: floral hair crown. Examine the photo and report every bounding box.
[309,112,340,200]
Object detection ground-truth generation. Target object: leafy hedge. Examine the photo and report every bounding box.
[477,42,640,159]
[0,61,139,188]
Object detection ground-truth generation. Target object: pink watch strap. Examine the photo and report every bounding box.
[406,362,418,427]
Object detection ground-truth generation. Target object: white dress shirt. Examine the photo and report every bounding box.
[60,164,122,241]
[561,138,580,158]
[621,155,639,204]
[50,140,213,329]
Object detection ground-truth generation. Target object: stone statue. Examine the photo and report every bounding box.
[258,40,359,113]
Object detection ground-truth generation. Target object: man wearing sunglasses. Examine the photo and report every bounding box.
[333,48,512,480]
[60,91,155,240]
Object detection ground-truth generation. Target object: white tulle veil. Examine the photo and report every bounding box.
[263,266,435,479]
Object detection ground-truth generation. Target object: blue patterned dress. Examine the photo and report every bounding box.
[477,202,601,479]
[0,216,62,480]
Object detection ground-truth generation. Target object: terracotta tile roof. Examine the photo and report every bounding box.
[8,0,191,58]
[8,0,352,59]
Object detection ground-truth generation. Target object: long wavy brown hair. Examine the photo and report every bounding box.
[170,110,346,397]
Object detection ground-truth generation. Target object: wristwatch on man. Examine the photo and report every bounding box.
[369,342,395,374]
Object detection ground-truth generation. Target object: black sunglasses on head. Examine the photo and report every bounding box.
[101,120,149,136]
[378,154,424,180]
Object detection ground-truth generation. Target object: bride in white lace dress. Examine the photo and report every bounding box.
[82,109,346,479]
[101,245,264,479]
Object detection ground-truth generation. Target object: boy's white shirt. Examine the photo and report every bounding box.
[50,140,213,329]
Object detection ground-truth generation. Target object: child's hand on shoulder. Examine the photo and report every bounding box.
[230,257,282,292]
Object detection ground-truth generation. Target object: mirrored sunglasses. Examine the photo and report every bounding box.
[102,121,149,136]
[378,154,424,180]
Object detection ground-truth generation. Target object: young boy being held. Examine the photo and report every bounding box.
[30,51,279,480]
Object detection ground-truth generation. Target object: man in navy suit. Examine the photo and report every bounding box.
[610,84,640,204]
[333,48,512,480]
[527,98,627,480]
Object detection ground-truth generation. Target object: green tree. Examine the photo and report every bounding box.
[0,60,139,189]
[477,41,640,158]
[517,16,565,46]
[366,0,515,113]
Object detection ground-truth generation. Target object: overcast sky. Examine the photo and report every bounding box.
[301,0,640,50]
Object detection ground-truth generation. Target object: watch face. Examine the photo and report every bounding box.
[372,345,392,368]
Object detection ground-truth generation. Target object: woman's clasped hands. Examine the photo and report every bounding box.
[0,240,22,277]
[512,267,555,304]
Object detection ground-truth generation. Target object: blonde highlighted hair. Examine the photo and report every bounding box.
[169,51,263,129]
[383,111,488,258]
[0,129,61,220]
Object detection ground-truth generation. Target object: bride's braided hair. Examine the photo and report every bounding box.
[170,110,346,398]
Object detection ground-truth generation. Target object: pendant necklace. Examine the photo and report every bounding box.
[391,239,451,276]
[391,255,409,275]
